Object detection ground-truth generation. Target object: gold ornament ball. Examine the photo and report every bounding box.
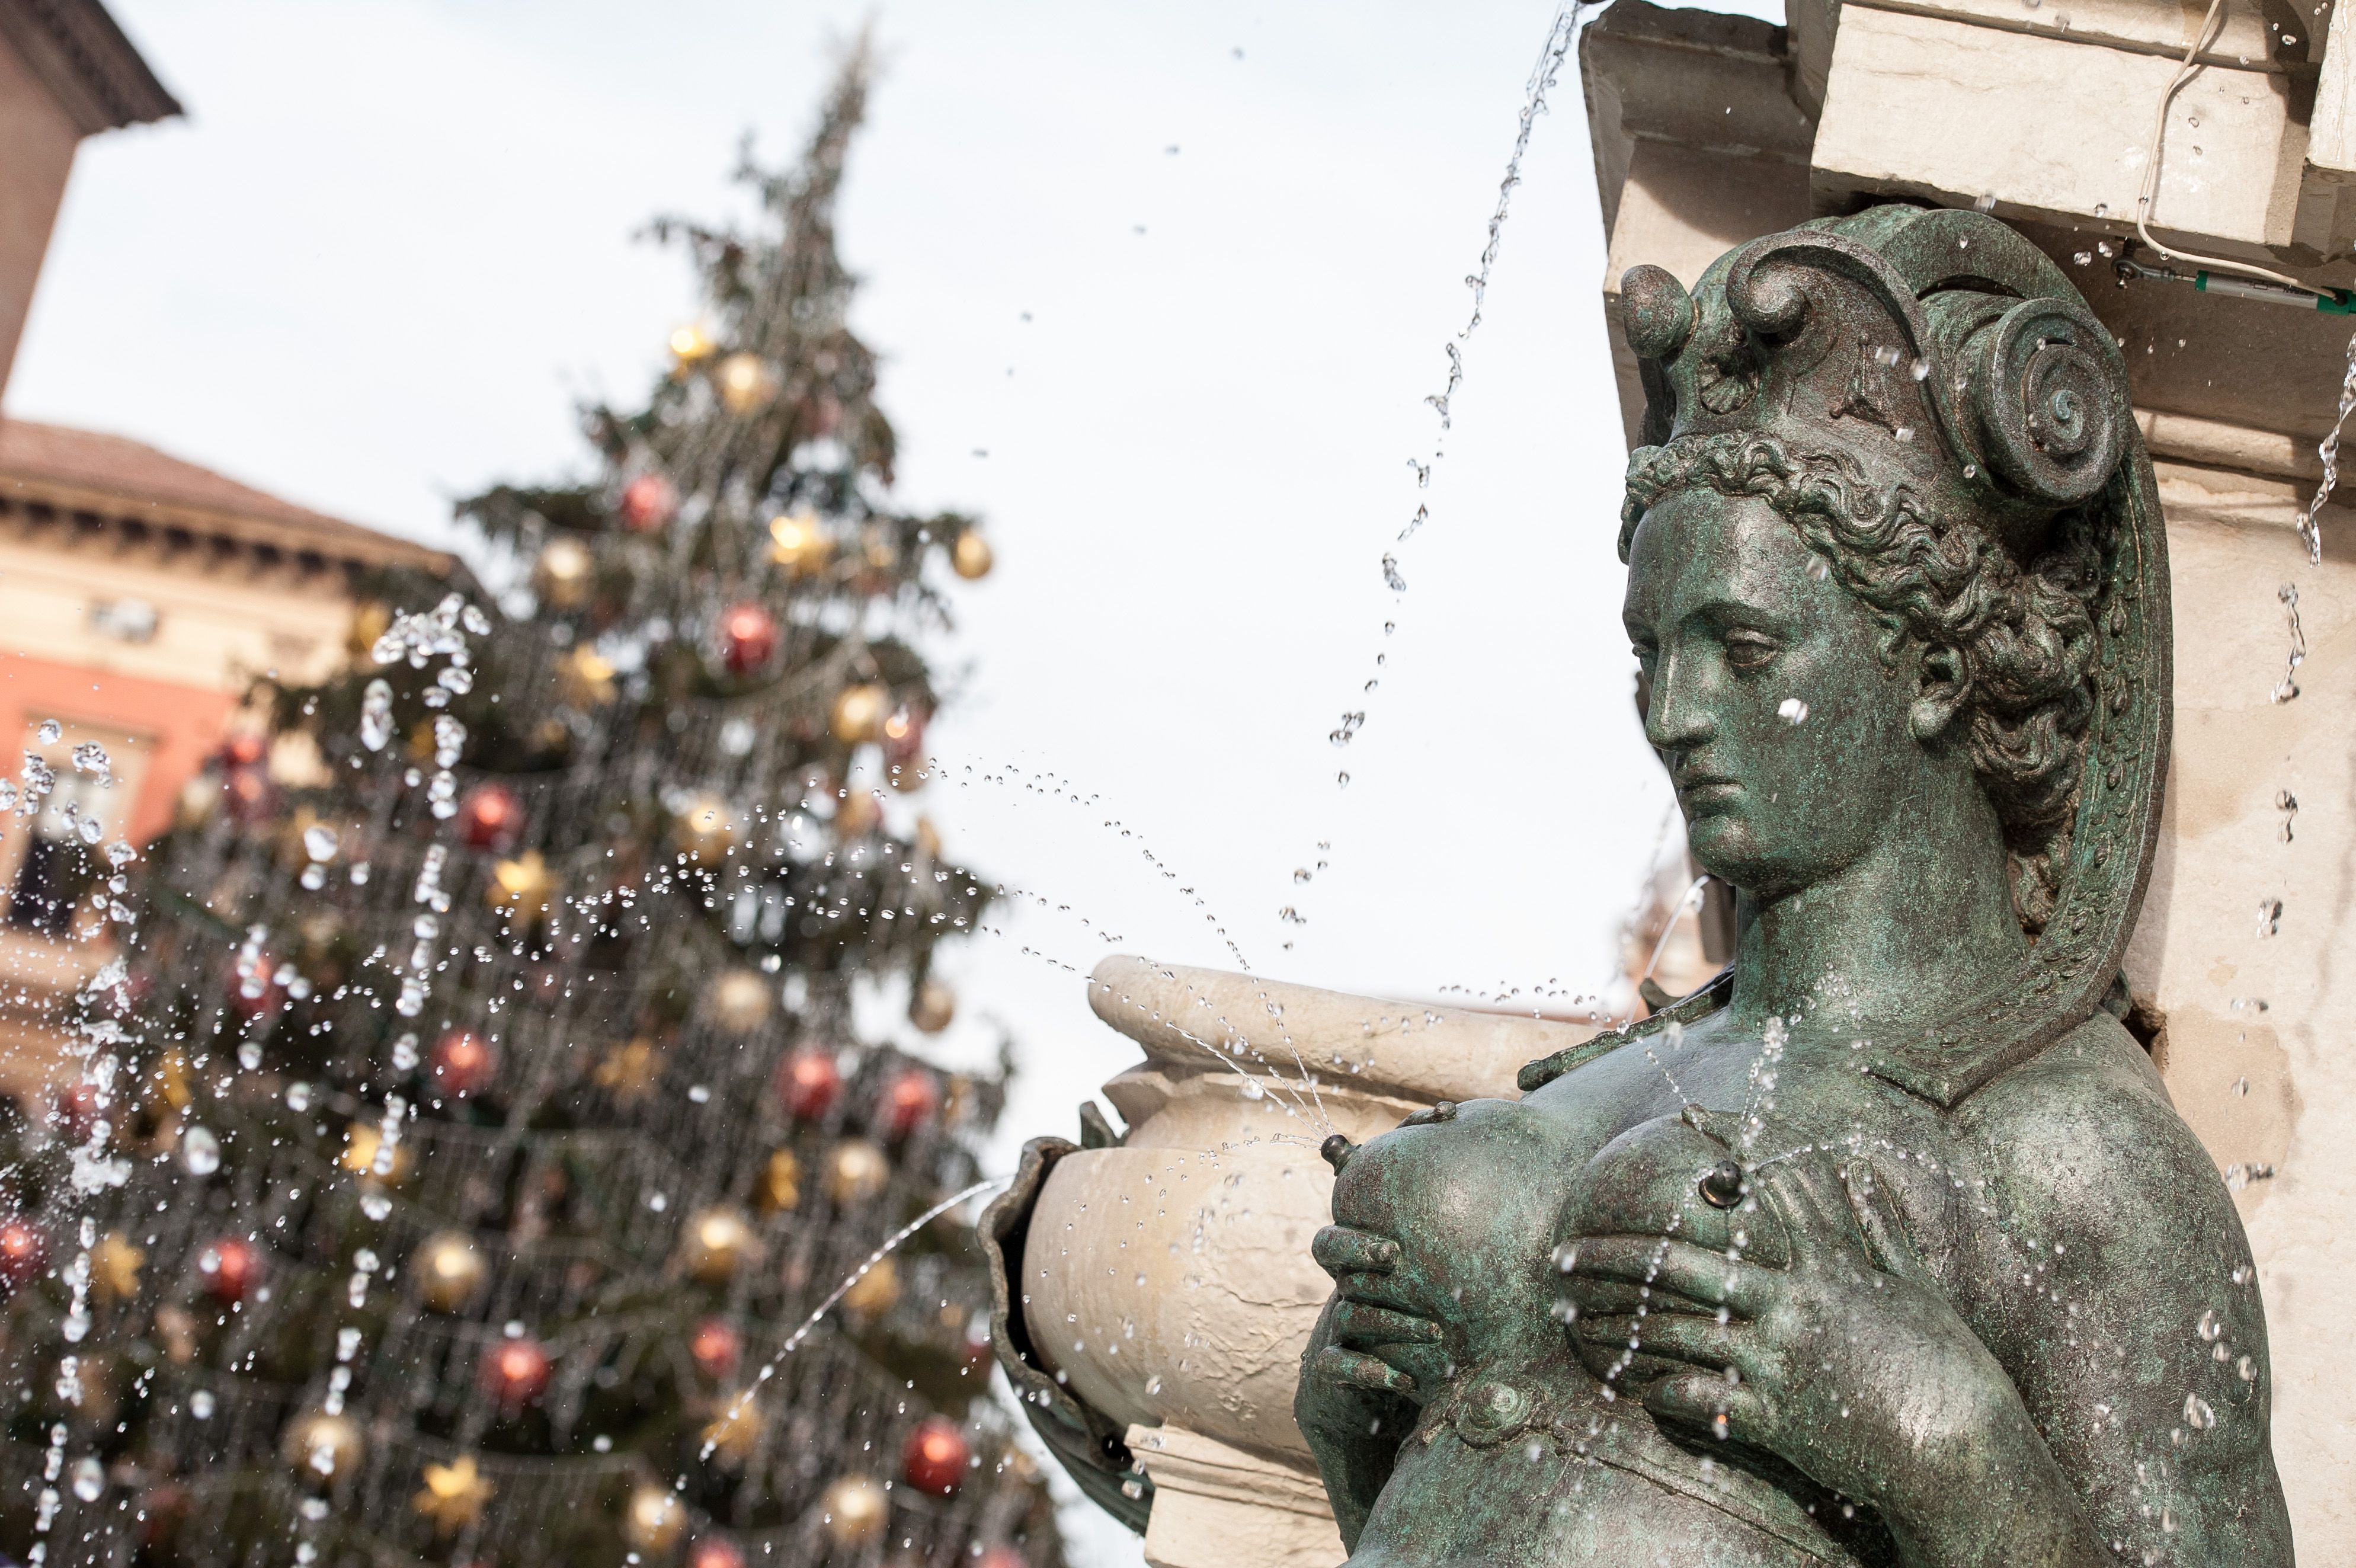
[674,793,740,860]
[821,1475,890,1546]
[768,510,833,578]
[415,1231,487,1313]
[624,1484,686,1554]
[715,353,779,414]
[909,980,956,1035]
[281,1409,365,1482]
[952,531,994,580]
[830,684,891,745]
[681,1207,760,1284]
[533,537,595,609]
[341,1121,415,1185]
[710,969,773,1033]
[827,1139,891,1206]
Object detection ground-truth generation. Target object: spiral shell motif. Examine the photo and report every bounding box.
[1966,299,2125,508]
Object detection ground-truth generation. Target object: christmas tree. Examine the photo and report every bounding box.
[0,44,1066,1568]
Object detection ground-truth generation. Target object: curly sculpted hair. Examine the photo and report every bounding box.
[1620,431,2105,932]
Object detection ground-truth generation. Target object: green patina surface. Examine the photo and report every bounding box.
[1294,208,2293,1566]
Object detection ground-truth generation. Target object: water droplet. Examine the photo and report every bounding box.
[1292,868,1312,884]
[1276,907,1307,926]
[2197,1307,2224,1341]
[1805,555,1830,581]
[189,1391,215,1419]
[181,1126,220,1175]
[1336,772,1350,789]
[302,825,340,863]
[1329,712,1365,748]
[1381,555,1407,593]
[36,720,59,744]
[2183,1393,2216,1429]
[1240,1077,1265,1100]
[71,1458,101,1502]
[1777,698,1810,725]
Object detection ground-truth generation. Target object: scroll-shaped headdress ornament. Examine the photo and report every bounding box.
[1617,205,2128,562]
[1528,206,2171,1109]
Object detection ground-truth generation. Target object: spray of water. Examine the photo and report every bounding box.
[1286,1,1593,935]
[706,1176,1011,1459]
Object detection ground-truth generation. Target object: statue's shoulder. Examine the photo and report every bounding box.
[1949,1007,2233,1255]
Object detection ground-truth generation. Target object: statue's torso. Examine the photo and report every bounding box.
[1330,1019,1990,1567]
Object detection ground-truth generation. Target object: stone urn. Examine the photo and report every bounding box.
[986,956,1597,1568]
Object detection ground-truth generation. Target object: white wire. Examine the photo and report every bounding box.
[2134,0,2311,290]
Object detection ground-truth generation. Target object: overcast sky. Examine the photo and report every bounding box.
[12,3,1776,1560]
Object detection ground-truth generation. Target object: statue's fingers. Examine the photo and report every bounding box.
[1557,1235,1766,1316]
[1313,1343,1416,1396]
[1641,1371,1767,1444]
[1838,1160,1935,1288]
[1573,1312,1739,1370]
[1754,1156,1868,1268]
[1313,1225,1399,1278]
[1332,1300,1442,1349]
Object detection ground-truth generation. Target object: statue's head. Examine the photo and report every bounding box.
[1617,206,2144,937]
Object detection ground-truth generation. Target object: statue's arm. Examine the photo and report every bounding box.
[1957,1036,2294,1565]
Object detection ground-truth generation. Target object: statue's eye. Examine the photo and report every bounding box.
[1723,630,1779,671]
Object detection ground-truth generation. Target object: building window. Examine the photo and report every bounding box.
[7,788,100,937]
[87,598,160,643]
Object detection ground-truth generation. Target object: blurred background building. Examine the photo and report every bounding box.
[0,0,443,1097]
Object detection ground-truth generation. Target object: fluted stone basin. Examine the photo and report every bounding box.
[1016,957,1598,1567]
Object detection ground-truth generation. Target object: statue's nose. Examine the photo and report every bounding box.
[1321,1134,1355,1172]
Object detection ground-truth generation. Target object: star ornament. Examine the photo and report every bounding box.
[593,1039,661,1102]
[415,1454,495,1533]
[559,644,618,707]
[486,851,560,916]
[92,1232,143,1301]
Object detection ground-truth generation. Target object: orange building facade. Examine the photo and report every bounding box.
[0,2,447,1093]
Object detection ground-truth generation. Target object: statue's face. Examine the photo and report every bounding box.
[1622,487,1930,899]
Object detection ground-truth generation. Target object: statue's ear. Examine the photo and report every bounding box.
[1909,644,1968,744]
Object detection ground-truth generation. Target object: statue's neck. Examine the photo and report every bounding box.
[1722,801,2028,1044]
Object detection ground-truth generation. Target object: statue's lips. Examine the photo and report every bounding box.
[1673,772,1742,809]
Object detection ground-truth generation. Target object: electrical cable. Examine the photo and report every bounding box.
[2134,0,2315,292]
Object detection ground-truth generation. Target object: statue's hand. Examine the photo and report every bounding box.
[1305,1223,1454,1399]
[1557,1158,2040,1533]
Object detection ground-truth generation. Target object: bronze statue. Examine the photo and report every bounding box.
[1294,207,2291,1564]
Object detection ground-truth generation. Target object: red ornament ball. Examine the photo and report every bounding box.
[482,1337,552,1407]
[0,1218,46,1291]
[975,1550,1028,1568]
[200,1237,260,1304]
[901,1417,971,1496]
[430,1031,498,1098]
[689,1316,742,1380]
[50,1084,101,1143]
[777,1048,842,1122]
[619,473,678,532]
[881,1069,940,1139]
[686,1540,747,1568]
[719,601,779,676]
[458,783,523,851]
